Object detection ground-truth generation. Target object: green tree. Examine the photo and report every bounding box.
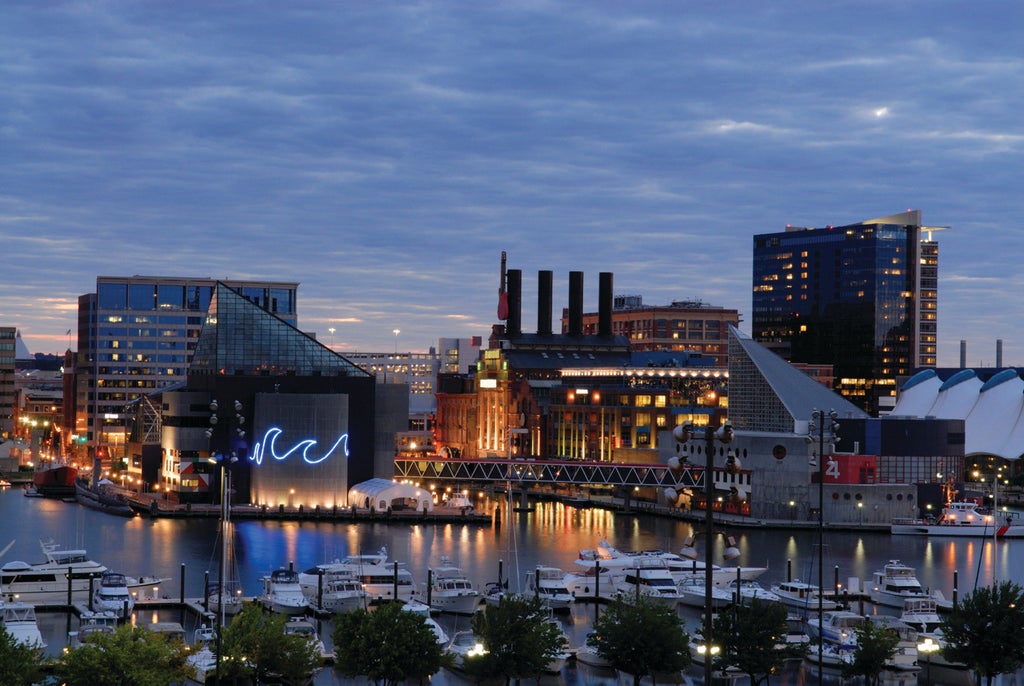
[217,603,322,685]
[941,580,1024,686]
[0,625,42,686]
[469,594,566,685]
[332,601,449,686]
[588,595,690,686]
[841,618,900,686]
[55,623,193,686]
[712,597,804,685]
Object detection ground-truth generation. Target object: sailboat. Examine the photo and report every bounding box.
[207,466,244,617]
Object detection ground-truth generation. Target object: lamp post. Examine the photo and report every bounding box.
[205,398,246,686]
[918,636,938,684]
[392,328,400,354]
[809,408,839,686]
[673,420,734,686]
[328,327,336,349]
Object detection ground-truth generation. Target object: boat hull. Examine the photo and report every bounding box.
[32,465,77,497]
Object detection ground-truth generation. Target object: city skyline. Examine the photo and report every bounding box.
[3,3,1023,366]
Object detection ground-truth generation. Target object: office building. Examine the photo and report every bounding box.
[566,295,739,367]
[0,327,14,437]
[752,210,941,414]
[74,276,298,464]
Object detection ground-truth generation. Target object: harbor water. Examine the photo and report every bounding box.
[3,486,1022,684]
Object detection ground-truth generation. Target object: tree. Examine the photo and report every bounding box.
[941,580,1024,686]
[217,603,322,685]
[588,595,690,686]
[712,597,804,685]
[55,623,193,686]
[0,626,42,686]
[332,601,449,686]
[841,618,900,686]
[469,594,567,685]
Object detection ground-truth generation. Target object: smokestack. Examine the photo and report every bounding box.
[598,272,613,337]
[997,339,1004,368]
[506,269,522,337]
[568,271,584,336]
[960,340,967,369]
[537,270,553,336]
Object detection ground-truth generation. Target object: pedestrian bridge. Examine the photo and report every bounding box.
[393,456,749,491]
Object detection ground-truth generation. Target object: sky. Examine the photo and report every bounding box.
[3,2,1023,366]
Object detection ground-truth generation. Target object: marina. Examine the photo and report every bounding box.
[5,486,1024,684]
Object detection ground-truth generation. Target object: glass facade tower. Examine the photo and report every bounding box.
[76,276,299,461]
[752,211,940,415]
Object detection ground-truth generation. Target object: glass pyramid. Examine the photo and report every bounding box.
[189,282,370,377]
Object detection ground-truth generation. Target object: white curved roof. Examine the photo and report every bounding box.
[348,478,433,510]
[893,370,1024,460]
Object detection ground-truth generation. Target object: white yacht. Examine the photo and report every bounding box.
[770,580,839,612]
[726,578,782,604]
[401,601,449,646]
[803,609,866,647]
[524,566,574,612]
[69,610,118,648]
[0,539,166,605]
[308,576,369,613]
[1,601,46,652]
[611,557,683,608]
[260,568,310,615]
[298,547,418,604]
[93,571,135,618]
[284,616,331,662]
[428,560,482,615]
[869,559,939,608]
[676,575,734,609]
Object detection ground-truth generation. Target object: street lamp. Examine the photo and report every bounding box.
[328,327,336,349]
[918,636,938,684]
[808,408,840,686]
[673,420,735,686]
[392,328,400,354]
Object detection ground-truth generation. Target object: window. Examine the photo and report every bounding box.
[128,284,156,310]
[157,285,185,310]
[97,283,127,309]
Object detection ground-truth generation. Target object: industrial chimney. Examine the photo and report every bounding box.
[567,271,583,336]
[598,272,613,337]
[506,269,522,337]
[537,270,553,336]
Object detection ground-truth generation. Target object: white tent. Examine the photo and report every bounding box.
[348,478,433,512]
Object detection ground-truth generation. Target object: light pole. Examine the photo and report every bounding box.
[392,328,400,354]
[808,408,839,686]
[673,420,734,686]
[918,636,938,684]
[328,327,336,349]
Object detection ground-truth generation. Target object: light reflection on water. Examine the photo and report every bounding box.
[5,488,1023,684]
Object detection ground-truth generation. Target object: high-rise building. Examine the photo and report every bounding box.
[75,276,298,463]
[0,327,15,437]
[752,210,942,415]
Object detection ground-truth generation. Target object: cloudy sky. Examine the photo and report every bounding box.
[3,2,1023,366]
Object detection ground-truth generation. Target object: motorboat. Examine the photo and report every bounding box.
[401,601,449,646]
[483,580,511,606]
[803,609,866,646]
[284,616,332,663]
[770,580,838,612]
[306,575,368,613]
[898,596,943,634]
[582,539,768,589]
[428,559,482,615]
[93,570,135,617]
[298,547,418,604]
[260,568,310,615]
[564,554,623,602]
[447,630,488,671]
[891,500,1024,538]
[1,601,46,652]
[726,578,782,604]
[524,565,574,612]
[0,539,166,605]
[185,624,218,683]
[69,610,118,648]
[611,557,683,608]
[676,575,735,609]
[32,463,77,497]
[575,631,613,668]
[869,559,948,608]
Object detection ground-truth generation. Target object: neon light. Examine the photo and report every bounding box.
[249,427,349,466]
